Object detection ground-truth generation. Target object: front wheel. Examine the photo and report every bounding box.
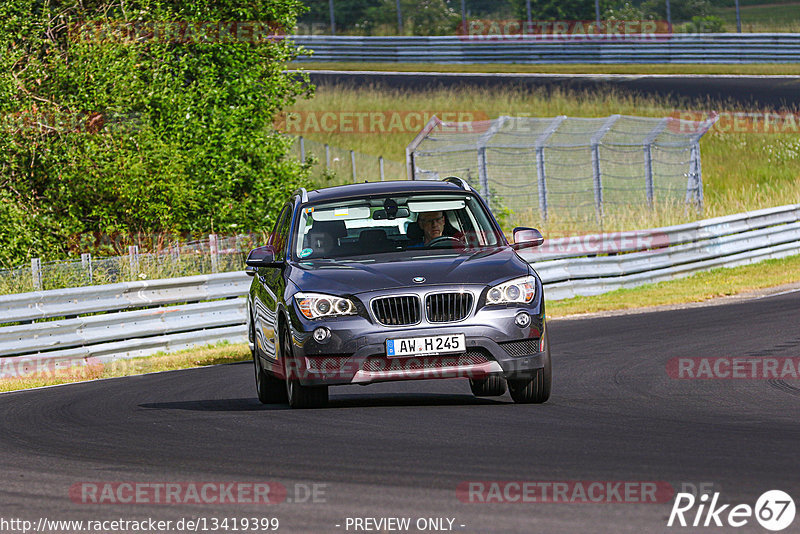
[282,328,328,409]
[508,331,551,404]
[254,344,288,404]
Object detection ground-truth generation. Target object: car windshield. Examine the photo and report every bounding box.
[293,193,504,261]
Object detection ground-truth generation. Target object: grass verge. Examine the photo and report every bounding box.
[291,62,800,76]
[0,342,250,393]
[546,253,800,317]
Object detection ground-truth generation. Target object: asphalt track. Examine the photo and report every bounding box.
[1,291,799,533]
[306,70,800,109]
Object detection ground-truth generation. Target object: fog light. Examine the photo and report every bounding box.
[515,312,531,328]
[313,327,330,343]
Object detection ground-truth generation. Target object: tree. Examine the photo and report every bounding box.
[0,0,312,268]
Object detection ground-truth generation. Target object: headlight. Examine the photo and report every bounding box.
[486,275,536,305]
[295,292,357,319]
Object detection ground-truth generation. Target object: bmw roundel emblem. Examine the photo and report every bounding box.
[413,276,425,284]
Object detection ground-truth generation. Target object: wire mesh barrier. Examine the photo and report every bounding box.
[0,235,259,296]
[406,114,717,231]
[291,136,407,185]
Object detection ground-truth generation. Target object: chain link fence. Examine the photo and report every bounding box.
[0,235,260,296]
[407,114,717,230]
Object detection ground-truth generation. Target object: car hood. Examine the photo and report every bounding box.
[289,247,532,295]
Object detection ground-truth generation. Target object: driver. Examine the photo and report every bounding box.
[418,211,446,245]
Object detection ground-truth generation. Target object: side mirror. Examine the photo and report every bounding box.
[511,227,544,250]
[245,245,280,272]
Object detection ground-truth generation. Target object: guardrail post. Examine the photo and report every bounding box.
[325,144,330,169]
[128,245,139,278]
[379,156,385,181]
[209,234,219,273]
[31,257,42,291]
[350,150,356,183]
[299,136,305,161]
[82,253,93,284]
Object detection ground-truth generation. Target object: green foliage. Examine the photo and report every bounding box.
[682,15,726,32]
[640,0,713,21]
[510,0,615,21]
[0,0,312,269]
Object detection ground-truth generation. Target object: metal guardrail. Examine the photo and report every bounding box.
[1,204,798,375]
[292,34,800,63]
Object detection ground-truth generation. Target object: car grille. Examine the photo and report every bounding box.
[425,292,473,323]
[499,339,540,357]
[371,296,421,326]
[363,350,489,372]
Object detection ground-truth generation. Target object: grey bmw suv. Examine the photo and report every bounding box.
[245,177,550,408]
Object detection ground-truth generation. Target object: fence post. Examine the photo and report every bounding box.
[643,118,668,209]
[534,116,566,222]
[299,136,305,161]
[350,150,356,183]
[405,115,443,181]
[31,257,42,291]
[81,253,93,284]
[688,142,704,213]
[128,245,139,278]
[590,115,621,227]
[325,144,330,169]
[476,116,510,200]
[379,156,385,181]
[209,233,219,273]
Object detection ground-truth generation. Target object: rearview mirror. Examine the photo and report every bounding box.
[511,227,544,250]
[245,245,281,271]
[373,207,410,220]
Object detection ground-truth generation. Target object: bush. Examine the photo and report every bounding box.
[682,15,726,33]
[0,0,313,269]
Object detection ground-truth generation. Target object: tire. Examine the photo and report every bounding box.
[469,375,507,397]
[252,315,288,404]
[254,351,288,405]
[282,328,328,409]
[508,331,551,404]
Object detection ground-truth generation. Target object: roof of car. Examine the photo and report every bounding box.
[302,180,473,204]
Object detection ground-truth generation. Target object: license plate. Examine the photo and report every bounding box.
[386,334,466,358]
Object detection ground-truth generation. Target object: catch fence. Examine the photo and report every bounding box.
[406,114,717,230]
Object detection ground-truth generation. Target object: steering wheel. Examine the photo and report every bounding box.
[426,236,464,248]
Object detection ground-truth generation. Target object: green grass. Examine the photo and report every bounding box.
[547,253,800,317]
[0,342,250,393]
[713,2,800,32]
[291,62,800,75]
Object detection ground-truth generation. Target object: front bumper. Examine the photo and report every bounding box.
[286,302,546,386]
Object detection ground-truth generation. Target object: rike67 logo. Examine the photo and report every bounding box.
[668,490,795,531]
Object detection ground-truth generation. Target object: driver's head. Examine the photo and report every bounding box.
[418,211,445,244]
